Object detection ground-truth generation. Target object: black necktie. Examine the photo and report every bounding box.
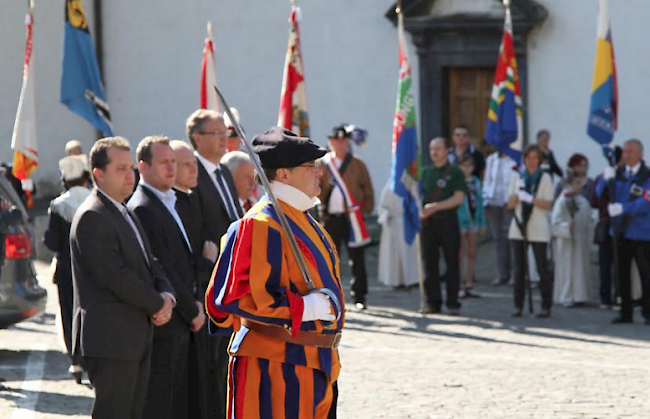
[215,167,238,221]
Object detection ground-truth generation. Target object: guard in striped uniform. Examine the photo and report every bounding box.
[205,127,345,419]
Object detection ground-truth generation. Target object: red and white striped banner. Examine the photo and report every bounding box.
[323,153,371,248]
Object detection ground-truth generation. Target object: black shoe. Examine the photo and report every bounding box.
[69,365,83,384]
[536,310,551,319]
[354,301,367,310]
[512,308,523,317]
[447,307,461,316]
[418,305,440,315]
[611,316,633,324]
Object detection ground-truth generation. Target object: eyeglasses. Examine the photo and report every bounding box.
[198,130,227,137]
[296,163,319,171]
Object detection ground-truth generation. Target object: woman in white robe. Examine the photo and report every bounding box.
[377,182,419,288]
[552,171,593,306]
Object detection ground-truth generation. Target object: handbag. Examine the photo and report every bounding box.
[594,220,608,244]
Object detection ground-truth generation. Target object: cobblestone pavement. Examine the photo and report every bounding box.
[2,244,649,418]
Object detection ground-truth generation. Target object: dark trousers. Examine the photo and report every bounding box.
[323,214,368,303]
[420,213,461,309]
[188,323,230,419]
[142,328,190,419]
[599,235,617,305]
[55,275,83,368]
[84,347,152,419]
[511,240,553,310]
[617,239,650,320]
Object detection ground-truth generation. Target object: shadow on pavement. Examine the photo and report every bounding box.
[0,388,93,416]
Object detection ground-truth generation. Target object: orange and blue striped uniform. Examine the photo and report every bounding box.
[206,196,345,419]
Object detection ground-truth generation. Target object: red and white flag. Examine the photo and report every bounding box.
[12,5,38,206]
[200,21,219,111]
[277,6,310,137]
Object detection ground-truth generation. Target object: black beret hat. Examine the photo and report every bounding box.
[329,124,350,139]
[252,126,327,169]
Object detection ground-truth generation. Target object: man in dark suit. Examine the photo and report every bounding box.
[185,109,243,419]
[70,137,175,419]
[127,136,206,419]
[170,140,218,419]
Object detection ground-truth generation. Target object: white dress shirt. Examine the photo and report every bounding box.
[483,152,515,207]
[195,151,239,221]
[626,162,641,179]
[327,157,346,214]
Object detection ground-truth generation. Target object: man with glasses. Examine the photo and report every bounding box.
[447,124,485,179]
[317,124,374,310]
[185,109,243,419]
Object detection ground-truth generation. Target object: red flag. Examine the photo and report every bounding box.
[277,7,310,137]
[12,6,38,207]
[200,21,219,111]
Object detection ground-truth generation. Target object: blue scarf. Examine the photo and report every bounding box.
[522,169,542,194]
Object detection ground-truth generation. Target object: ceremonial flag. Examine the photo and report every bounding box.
[587,0,618,147]
[61,0,113,135]
[11,5,39,202]
[390,12,420,245]
[277,6,310,137]
[200,22,219,111]
[485,1,523,162]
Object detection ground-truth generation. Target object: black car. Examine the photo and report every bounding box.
[0,173,47,328]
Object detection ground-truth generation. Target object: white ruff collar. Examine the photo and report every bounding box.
[269,181,320,212]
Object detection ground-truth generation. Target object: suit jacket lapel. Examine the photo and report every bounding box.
[197,160,231,217]
[219,165,244,218]
[95,190,152,272]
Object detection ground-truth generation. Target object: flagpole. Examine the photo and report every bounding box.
[395,1,426,313]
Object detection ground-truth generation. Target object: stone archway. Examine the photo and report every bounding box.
[386,0,547,162]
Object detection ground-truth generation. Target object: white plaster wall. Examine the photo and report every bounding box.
[0,1,97,197]
[101,0,411,202]
[0,0,415,201]
[528,0,650,176]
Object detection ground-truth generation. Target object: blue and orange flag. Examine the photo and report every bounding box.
[390,11,420,245]
[61,0,113,135]
[485,1,523,163]
[587,0,618,148]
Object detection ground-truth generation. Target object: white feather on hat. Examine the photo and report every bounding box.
[223,107,240,128]
[59,155,88,181]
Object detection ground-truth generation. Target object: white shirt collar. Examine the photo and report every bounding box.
[626,162,641,176]
[97,188,127,213]
[269,181,320,212]
[140,181,176,204]
[194,151,220,174]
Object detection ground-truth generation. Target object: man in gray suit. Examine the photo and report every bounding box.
[70,137,175,419]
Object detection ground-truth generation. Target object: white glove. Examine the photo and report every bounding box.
[608,203,623,217]
[516,179,525,189]
[517,190,534,204]
[377,211,389,226]
[302,292,335,322]
[603,167,616,181]
[21,178,34,192]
